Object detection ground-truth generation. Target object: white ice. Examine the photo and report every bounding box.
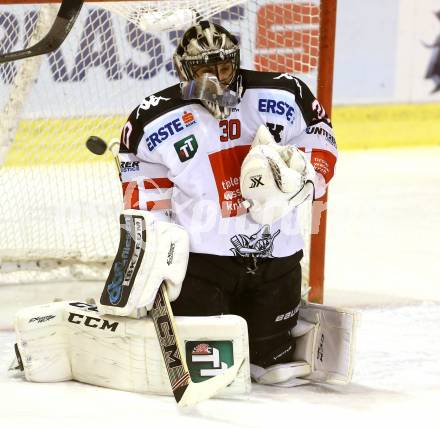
[1,147,439,428]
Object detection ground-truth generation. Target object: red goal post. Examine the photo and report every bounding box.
[0,0,337,303]
[310,0,337,303]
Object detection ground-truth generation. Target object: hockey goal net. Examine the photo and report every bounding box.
[0,0,335,301]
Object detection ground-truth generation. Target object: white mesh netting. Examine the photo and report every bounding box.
[0,0,321,284]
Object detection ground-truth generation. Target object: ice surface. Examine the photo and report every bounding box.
[1,147,439,427]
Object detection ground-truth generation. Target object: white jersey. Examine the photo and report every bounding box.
[118,70,337,258]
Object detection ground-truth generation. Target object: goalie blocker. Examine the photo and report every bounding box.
[98,209,190,317]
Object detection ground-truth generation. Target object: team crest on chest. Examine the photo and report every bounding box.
[229,225,280,258]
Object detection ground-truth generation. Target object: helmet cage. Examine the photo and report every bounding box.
[181,49,239,86]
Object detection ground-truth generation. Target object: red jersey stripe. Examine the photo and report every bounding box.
[144,178,173,190]
[122,181,139,209]
[146,199,172,211]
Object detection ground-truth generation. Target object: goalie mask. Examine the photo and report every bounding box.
[174,21,241,119]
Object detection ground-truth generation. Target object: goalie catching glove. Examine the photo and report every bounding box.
[240,125,316,224]
[98,209,189,317]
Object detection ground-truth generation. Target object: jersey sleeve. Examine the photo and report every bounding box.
[288,78,338,197]
[118,151,173,223]
[118,107,173,223]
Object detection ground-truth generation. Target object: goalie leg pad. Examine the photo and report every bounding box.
[251,302,359,387]
[293,302,360,385]
[13,301,251,397]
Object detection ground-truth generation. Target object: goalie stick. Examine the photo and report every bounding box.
[85,136,242,407]
[0,0,83,64]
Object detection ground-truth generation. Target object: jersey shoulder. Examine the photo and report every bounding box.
[240,69,325,126]
[120,84,201,155]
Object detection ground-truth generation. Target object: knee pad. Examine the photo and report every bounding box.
[249,329,295,368]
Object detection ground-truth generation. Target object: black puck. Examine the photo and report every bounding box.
[86,136,107,155]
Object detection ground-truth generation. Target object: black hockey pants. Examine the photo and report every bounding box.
[171,251,303,368]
